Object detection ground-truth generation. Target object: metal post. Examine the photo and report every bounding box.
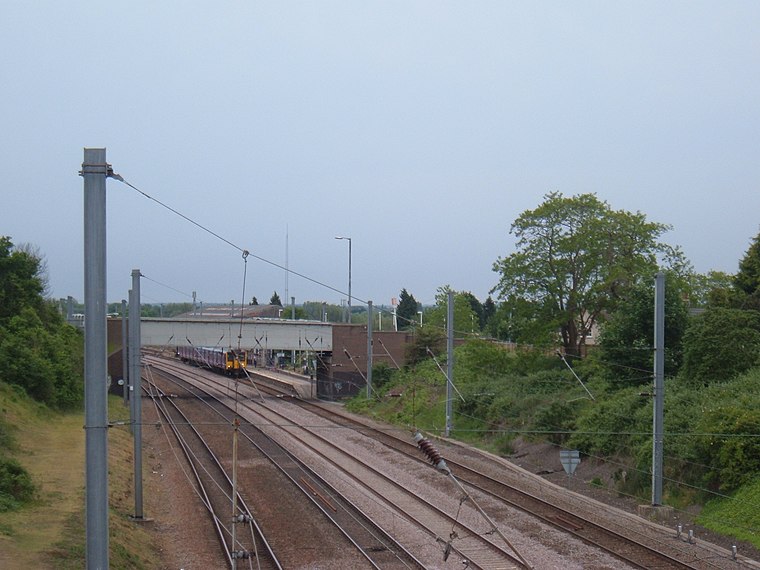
[129,269,144,519]
[445,291,454,437]
[231,418,240,569]
[652,272,665,505]
[121,299,128,406]
[347,239,351,324]
[291,297,296,369]
[367,301,373,399]
[335,236,351,323]
[81,147,109,569]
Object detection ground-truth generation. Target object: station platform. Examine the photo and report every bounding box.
[246,366,316,399]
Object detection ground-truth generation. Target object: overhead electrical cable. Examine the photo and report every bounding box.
[112,174,357,303]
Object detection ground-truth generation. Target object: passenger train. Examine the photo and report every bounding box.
[176,345,247,376]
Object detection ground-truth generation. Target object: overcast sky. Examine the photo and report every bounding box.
[2,2,759,309]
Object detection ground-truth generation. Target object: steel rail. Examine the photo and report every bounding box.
[146,359,425,570]
[153,362,531,570]
[143,377,281,569]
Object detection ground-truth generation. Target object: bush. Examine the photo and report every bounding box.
[533,401,577,444]
[0,308,83,409]
[695,403,760,492]
[680,308,760,385]
[370,362,395,393]
[568,387,649,456]
[0,456,35,511]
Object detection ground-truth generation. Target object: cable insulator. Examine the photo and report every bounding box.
[413,432,450,474]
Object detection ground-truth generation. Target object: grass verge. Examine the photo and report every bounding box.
[0,388,162,569]
[697,478,760,549]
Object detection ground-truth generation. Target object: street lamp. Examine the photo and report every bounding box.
[335,236,352,323]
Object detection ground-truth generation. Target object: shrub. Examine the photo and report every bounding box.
[680,308,760,385]
[0,456,35,511]
[533,401,577,444]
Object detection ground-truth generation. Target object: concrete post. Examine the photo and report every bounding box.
[121,299,128,406]
[445,291,454,437]
[129,269,144,519]
[367,301,373,399]
[81,147,109,569]
[652,272,665,505]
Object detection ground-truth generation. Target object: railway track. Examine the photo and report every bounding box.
[144,355,757,569]
[143,375,281,569]
[144,357,427,569]
[249,377,753,570]
[146,357,528,568]
[284,390,754,569]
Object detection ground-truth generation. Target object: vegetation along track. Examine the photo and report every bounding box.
[145,356,427,569]
[143,376,281,569]
[242,367,750,570]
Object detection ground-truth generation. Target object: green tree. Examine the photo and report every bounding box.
[405,325,445,367]
[485,295,558,345]
[396,288,419,330]
[0,237,84,409]
[492,192,672,357]
[735,230,760,297]
[482,296,496,330]
[680,307,760,385]
[460,292,484,331]
[0,307,83,408]
[0,237,45,324]
[598,272,688,383]
[684,270,735,308]
[425,286,478,338]
[270,292,282,306]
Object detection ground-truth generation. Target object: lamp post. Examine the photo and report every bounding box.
[335,236,352,323]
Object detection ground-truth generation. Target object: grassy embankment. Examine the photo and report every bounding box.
[0,383,161,569]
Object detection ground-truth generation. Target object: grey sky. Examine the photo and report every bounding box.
[2,2,759,309]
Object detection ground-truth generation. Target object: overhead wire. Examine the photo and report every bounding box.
[140,274,194,299]
[114,174,354,303]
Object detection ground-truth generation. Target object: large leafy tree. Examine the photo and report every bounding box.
[492,192,672,357]
[396,288,419,330]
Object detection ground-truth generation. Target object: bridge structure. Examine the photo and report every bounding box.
[107,316,411,400]
[138,317,332,353]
